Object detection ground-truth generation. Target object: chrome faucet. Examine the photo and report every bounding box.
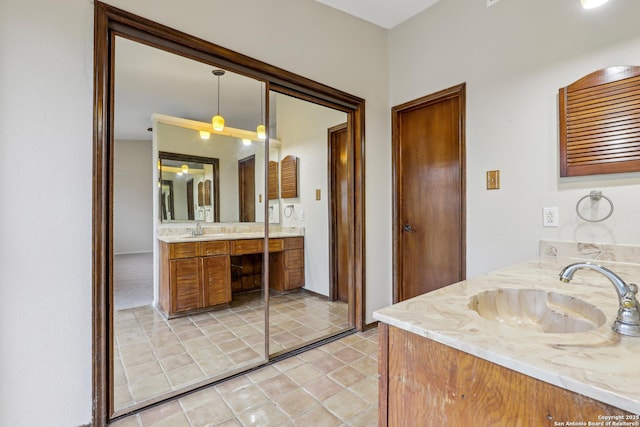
[559,262,640,337]
[192,222,203,236]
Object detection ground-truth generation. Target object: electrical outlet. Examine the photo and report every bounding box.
[487,0,501,7]
[543,207,559,227]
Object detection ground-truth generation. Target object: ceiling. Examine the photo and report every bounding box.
[114,1,443,140]
[115,37,268,141]
[314,0,441,29]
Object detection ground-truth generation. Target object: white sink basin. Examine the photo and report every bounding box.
[468,288,606,334]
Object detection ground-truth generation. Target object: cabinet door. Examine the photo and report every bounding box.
[202,255,231,307]
[170,258,201,313]
[284,268,304,290]
[285,249,304,269]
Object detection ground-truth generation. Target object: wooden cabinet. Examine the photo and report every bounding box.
[270,237,304,292]
[378,324,631,426]
[159,240,231,317]
[160,236,304,316]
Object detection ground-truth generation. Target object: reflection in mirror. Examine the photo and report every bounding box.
[158,151,220,222]
[112,36,268,413]
[267,91,351,356]
[153,116,280,224]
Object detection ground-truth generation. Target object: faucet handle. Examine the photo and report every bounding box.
[622,284,639,309]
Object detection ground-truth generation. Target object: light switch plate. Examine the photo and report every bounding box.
[486,170,500,190]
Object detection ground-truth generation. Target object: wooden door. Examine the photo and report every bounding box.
[238,155,256,222]
[187,178,194,220]
[393,84,466,302]
[329,123,350,303]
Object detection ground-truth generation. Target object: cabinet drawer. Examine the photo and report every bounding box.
[285,237,304,250]
[200,240,230,256]
[268,239,284,252]
[169,242,198,259]
[285,249,304,269]
[231,239,263,255]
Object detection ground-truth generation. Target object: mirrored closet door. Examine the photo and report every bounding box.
[112,37,268,412]
[94,3,365,423]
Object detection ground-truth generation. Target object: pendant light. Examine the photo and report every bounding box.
[212,69,225,132]
[580,0,608,9]
[256,81,266,140]
[181,164,189,174]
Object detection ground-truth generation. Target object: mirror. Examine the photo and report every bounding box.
[113,37,269,412]
[153,117,281,224]
[267,91,351,357]
[95,3,365,423]
[158,151,220,222]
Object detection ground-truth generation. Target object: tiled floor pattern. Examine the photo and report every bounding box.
[114,291,349,410]
[110,328,379,426]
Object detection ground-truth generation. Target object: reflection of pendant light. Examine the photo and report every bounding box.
[212,69,225,131]
[580,0,608,9]
[256,81,266,140]
[199,130,211,140]
[181,164,189,174]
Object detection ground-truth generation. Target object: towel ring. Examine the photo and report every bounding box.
[284,204,294,219]
[575,190,614,223]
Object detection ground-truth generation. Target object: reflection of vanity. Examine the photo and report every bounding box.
[158,231,304,318]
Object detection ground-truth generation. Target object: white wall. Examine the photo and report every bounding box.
[114,139,153,254]
[0,0,94,426]
[0,1,389,425]
[389,0,640,279]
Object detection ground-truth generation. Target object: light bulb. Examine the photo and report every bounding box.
[212,115,225,131]
[199,130,211,140]
[256,124,266,140]
[580,0,608,9]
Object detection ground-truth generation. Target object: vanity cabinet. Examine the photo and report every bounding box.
[159,240,231,317]
[270,236,304,292]
[378,324,631,426]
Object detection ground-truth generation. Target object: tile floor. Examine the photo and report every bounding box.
[114,291,350,410]
[110,328,379,426]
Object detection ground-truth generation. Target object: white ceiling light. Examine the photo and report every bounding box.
[580,0,609,9]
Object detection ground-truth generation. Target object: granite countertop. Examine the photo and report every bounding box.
[373,256,640,414]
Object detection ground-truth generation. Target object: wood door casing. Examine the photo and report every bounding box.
[393,84,466,302]
[329,123,350,303]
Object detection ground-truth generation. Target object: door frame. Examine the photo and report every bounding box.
[391,83,466,303]
[328,123,350,305]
